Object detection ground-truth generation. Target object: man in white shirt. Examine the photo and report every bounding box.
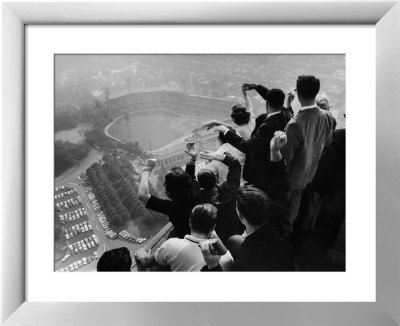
[134,203,218,271]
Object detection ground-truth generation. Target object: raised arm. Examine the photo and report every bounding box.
[255,84,270,101]
[200,151,241,194]
[242,82,270,102]
[221,153,241,193]
[270,131,287,162]
[213,121,271,154]
[202,120,232,131]
[242,84,253,111]
[184,142,197,179]
[286,91,295,116]
[138,159,157,204]
[242,84,255,131]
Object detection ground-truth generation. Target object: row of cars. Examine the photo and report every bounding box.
[56,196,81,212]
[84,185,147,245]
[119,230,147,244]
[57,251,99,272]
[83,187,119,240]
[68,234,100,256]
[98,211,118,239]
[54,188,77,200]
[59,207,87,225]
[65,220,93,240]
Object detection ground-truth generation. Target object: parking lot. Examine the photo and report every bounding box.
[55,171,167,272]
[54,186,100,272]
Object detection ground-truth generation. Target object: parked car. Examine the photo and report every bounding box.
[61,254,70,263]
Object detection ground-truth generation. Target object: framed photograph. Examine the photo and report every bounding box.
[2,1,400,325]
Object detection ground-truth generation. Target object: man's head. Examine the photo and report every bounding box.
[197,169,217,190]
[296,75,320,103]
[97,247,132,272]
[236,185,271,227]
[231,104,250,126]
[189,203,218,235]
[164,167,193,201]
[265,89,285,111]
[316,94,331,111]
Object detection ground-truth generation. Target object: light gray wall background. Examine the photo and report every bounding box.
[376,2,400,323]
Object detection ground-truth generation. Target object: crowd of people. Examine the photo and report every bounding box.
[96,75,345,272]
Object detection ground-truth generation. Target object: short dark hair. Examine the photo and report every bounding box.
[231,104,250,125]
[236,185,271,226]
[218,126,235,144]
[265,89,285,109]
[190,203,217,234]
[197,169,216,191]
[97,247,132,272]
[296,75,320,100]
[164,167,193,201]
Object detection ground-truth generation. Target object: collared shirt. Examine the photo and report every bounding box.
[266,111,281,118]
[154,234,207,271]
[299,104,318,111]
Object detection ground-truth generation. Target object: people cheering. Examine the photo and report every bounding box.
[98,76,344,273]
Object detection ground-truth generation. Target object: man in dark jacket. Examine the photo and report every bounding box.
[200,131,294,271]
[213,88,290,191]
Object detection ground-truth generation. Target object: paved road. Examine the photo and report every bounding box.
[55,150,102,186]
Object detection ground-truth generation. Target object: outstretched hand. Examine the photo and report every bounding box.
[213,125,229,134]
[199,150,225,162]
[287,91,295,105]
[242,82,258,90]
[203,120,223,131]
[134,248,150,262]
[270,131,288,152]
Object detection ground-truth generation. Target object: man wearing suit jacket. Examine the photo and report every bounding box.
[213,88,290,192]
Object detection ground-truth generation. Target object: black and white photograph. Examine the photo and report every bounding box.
[4,1,400,324]
[54,54,345,272]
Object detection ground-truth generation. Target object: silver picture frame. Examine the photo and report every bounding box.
[2,1,400,325]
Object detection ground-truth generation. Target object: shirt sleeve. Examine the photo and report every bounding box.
[282,122,301,167]
[255,84,270,101]
[224,122,270,154]
[185,162,196,180]
[219,251,234,271]
[145,195,172,216]
[154,240,172,266]
[219,153,241,198]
